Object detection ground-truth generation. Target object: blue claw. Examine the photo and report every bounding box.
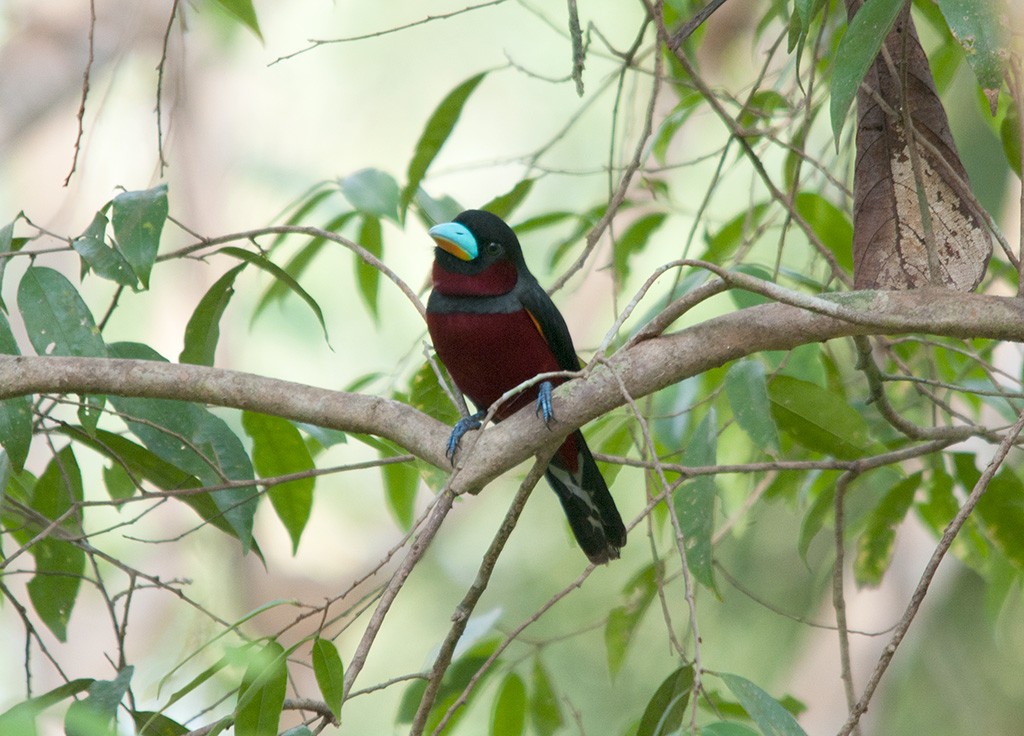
[535,381,555,428]
[446,411,485,464]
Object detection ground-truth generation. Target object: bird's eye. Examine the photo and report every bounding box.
[484,241,503,257]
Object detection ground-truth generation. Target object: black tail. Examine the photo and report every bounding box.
[544,430,626,563]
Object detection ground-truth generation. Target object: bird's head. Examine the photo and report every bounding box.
[428,209,526,274]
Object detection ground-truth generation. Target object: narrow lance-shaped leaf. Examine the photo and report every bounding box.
[0,214,27,311]
[18,266,107,358]
[340,168,401,222]
[768,375,875,459]
[720,673,808,736]
[491,672,527,736]
[530,658,562,736]
[65,666,134,736]
[0,310,32,471]
[613,212,667,283]
[312,638,344,721]
[400,72,487,215]
[637,665,694,736]
[181,263,247,366]
[72,209,138,288]
[830,0,905,144]
[725,360,780,454]
[242,412,314,554]
[212,0,263,41]
[673,410,718,593]
[0,679,95,735]
[107,342,258,551]
[219,246,330,346]
[253,211,356,321]
[235,641,288,736]
[382,454,419,531]
[26,446,86,642]
[482,179,535,221]
[112,184,168,289]
[605,561,661,677]
[855,471,920,586]
[356,216,383,321]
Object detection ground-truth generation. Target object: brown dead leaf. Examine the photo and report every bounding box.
[846,1,992,291]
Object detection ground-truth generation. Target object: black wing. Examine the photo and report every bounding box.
[515,275,582,373]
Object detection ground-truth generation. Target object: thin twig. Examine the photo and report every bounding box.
[416,453,551,735]
[64,0,96,186]
[271,0,508,65]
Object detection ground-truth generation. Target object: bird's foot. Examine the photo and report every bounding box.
[535,381,555,429]
[446,411,485,464]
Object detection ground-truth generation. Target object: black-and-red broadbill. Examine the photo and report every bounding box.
[425,209,626,563]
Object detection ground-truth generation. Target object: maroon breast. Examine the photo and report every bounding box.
[426,309,564,420]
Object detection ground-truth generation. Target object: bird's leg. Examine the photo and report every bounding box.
[535,381,555,428]
[446,410,485,464]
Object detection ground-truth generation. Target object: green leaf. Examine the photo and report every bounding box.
[720,673,807,736]
[399,638,500,732]
[253,212,356,320]
[26,446,86,642]
[382,454,419,531]
[235,641,287,736]
[409,360,461,426]
[767,375,875,459]
[673,410,718,592]
[131,711,189,736]
[482,179,535,221]
[829,0,905,145]
[605,562,661,677]
[180,263,247,365]
[60,426,245,532]
[529,658,562,736]
[219,246,330,345]
[956,457,1024,571]
[18,266,107,358]
[0,214,28,311]
[613,212,667,282]
[340,168,401,222]
[703,203,770,263]
[0,679,94,735]
[855,471,920,586]
[725,360,780,454]
[491,672,526,736]
[101,462,136,501]
[794,192,853,274]
[1000,102,1021,176]
[242,412,314,554]
[400,72,487,215]
[0,311,32,471]
[637,665,694,736]
[211,0,263,41]
[312,638,344,720]
[107,342,258,551]
[356,216,383,321]
[112,184,168,289]
[72,210,138,288]
[934,0,1006,95]
[65,666,134,736]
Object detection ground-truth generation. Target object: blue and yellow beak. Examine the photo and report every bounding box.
[428,221,478,261]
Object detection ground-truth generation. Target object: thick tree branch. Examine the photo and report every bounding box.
[3,289,1024,496]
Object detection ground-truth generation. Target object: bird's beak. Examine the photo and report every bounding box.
[428,222,478,261]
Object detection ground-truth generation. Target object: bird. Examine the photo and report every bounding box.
[425,209,626,563]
